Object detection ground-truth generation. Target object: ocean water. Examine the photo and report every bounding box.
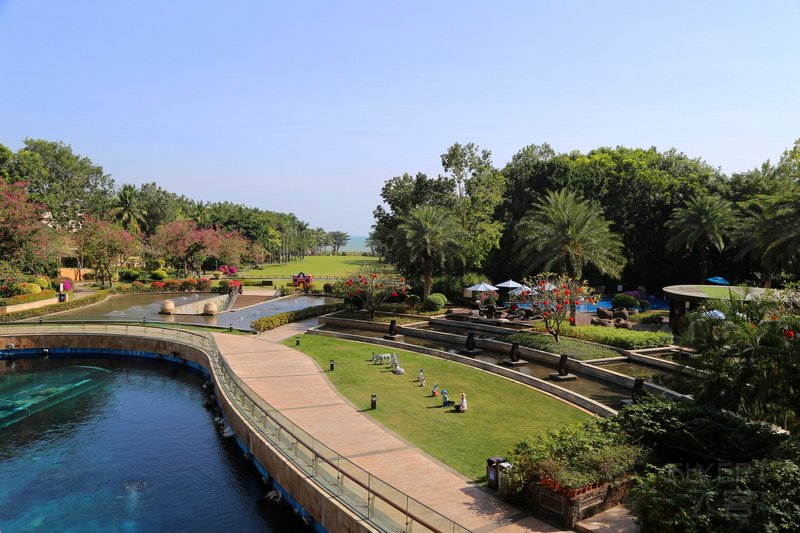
[341,235,369,253]
[0,358,310,533]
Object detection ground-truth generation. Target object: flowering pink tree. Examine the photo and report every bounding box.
[77,218,140,287]
[517,272,596,341]
[0,180,47,267]
[337,269,408,319]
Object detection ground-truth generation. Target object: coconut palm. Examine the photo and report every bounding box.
[398,205,464,300]
[665,192,736,282]
[109,184,147,233]
[515,189,625,279]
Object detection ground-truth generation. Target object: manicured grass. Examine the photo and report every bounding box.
[242,255,390,279]
[283,335,590,480]
[332,311,428,325]
[506,332,621,360]
[699,285,754,299]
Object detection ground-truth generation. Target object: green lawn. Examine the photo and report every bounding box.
[283,335,590,480]
[700,285,753,299]
[243,255,390,279]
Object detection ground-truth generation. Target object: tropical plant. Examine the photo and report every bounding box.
[109,184,147,232]
[515,190,626,279]
[397,205,465,300]
[681,292,800,431]
[665,192,736,282]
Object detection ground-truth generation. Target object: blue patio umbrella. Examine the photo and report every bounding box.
[707,276,730,285]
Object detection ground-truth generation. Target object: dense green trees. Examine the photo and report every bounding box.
[515,190,626,279]
[0,137,341,277]
[372,139,800,294]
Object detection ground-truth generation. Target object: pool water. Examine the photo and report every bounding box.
[53,294,337,330]
[0,358,309,532]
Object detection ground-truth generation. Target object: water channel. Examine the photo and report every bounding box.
[0,357,310,532]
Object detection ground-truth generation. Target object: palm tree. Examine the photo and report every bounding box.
[515,189,625,279]
[109,184,147,233]
[398,205,464,300]
[753,190,800,281]
[665,192,736,282]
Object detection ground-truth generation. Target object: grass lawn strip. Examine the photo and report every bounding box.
[506,332,620,361]
[283,335,590,480]
[245,255,389,278]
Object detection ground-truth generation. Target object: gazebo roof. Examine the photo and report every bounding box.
[662,284,768,303]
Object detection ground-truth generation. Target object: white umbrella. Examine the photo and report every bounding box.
[495,279,522,289]
[510,284,532,295]
[466,282,499,292]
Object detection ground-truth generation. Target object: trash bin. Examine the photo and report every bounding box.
[58,292,67,303]
[498,461,512,490]
[486,457,505,490]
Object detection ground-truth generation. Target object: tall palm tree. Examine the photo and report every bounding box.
[515,189,625,279]
[754,190,800,281]
[665,192,736,282]
[109,184,147,233]
[398,205,464,300]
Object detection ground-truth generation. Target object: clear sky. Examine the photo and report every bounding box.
[1,1,798,235]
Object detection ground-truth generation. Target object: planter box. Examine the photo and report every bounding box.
[0,297,59,316]
[533,479,634,529]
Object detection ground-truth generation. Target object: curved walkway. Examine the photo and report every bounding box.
[213,320,562,533]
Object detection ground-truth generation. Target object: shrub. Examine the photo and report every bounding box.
[179,278,198,291]
[631,311,665,324]
[425,293,447,311]
[506,332,620,360]
[33,276,51,289]
[163,279,181,291]
[119,268,141,282]
[406,294,420,309]
[21,282,42,294]
[638,300,651,312]
[0,290,110,322]
[323,283,334,294]
[81,272,95,281]
[150,281,166,291]
[612,293,640,309]
[532,323,674,349]
[196,278,211,291]
[0,289,57,307]
[150,269,168,281]
[250,303,345,332]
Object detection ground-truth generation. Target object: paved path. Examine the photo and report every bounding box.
[213,320,563,532]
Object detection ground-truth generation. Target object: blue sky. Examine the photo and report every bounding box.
[1,1,798,235]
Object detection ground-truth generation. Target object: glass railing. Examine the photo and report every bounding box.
[0,321,470,533]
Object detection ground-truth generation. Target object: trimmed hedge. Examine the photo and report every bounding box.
[532,322,674,349]
[0,290,110,322]
[0,289,57,307]
[506,332,620,360]
[250,303,345,332]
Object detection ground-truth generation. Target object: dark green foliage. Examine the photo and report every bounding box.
[425,293,447,311]
[605,396,788,463]
[118,268,140,282]
[628,460,800,532]
[612,293,640,309]
[250,303,344,332]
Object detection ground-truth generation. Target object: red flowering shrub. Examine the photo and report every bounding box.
[150,281,166,291]
[179,278,198,291]
[163,279,181,291]
[518,273,596,342]
[196,278,212,291]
